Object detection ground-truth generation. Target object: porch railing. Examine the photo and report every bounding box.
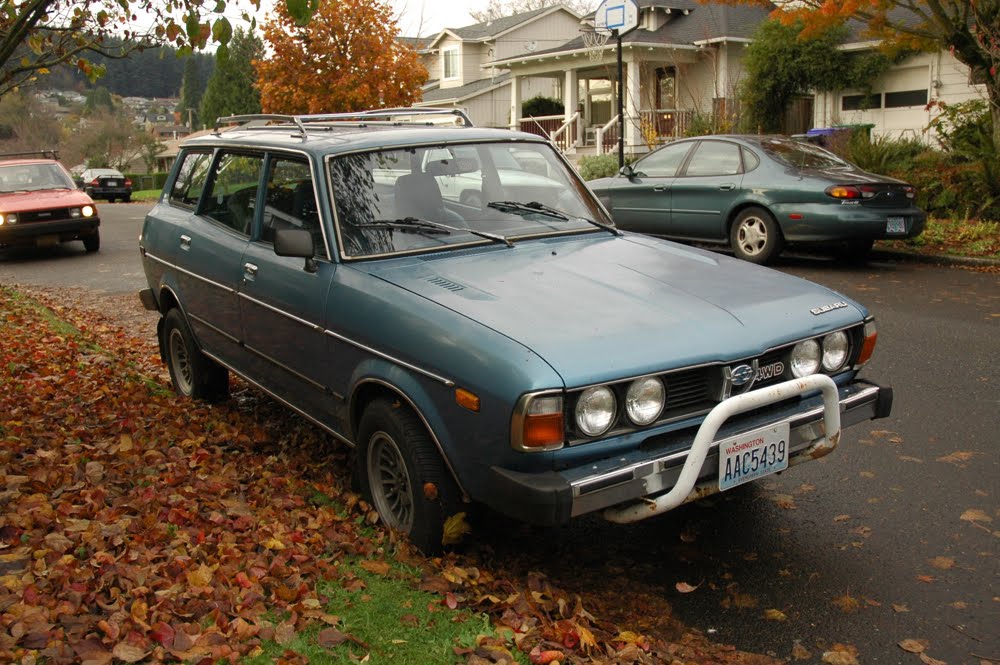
[594,115,619,156]
[519,113,580,151]
[638,109,693,142]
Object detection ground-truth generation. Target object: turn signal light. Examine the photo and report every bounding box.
[455,388,480,412]
[855,320,878,368]
[522,412,564,448]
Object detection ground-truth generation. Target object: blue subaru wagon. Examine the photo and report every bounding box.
[139,109,893,552]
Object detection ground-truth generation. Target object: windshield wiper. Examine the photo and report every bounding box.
[488,200,620,236]
[359,217,513,247]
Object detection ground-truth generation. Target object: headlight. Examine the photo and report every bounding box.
[82,205,95,217]
[625,376,665,426]
[822,331,849,372]
[0,213,16,225]
[790,339,821,377]
[575,386,616,436]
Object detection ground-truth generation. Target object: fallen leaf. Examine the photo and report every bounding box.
[936,451,975,465]
[675,581,700,594]
[275,621,296,645]
[833,514,851,522]
[948,601,967,610]
[917,575,936,583]
[919,654,946,665]
[791,641,811,660]
[111,643,149,663]
[529,646,564,664]
[772,493,796,509]
[359,560,391,576]
[960,509,991,523]
[832,594,861,613]
[928,556,955,570]
[899,456,923,463]
[899,639,928,653]
[763,608,787,621]
[317,627,348,648]
[822,643,859,665]
[859,471,876,478]
[441,512,471,546]
[892,603,910,613]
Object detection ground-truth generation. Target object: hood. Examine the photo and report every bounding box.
[362,234,865,386]
[0,188,96,212]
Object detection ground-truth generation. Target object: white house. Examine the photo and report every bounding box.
[408,6,584,128]
[416,1,987,157]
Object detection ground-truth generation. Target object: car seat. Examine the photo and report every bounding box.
[393,172,464,225]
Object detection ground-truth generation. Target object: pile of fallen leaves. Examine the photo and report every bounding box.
[0,286,778,665]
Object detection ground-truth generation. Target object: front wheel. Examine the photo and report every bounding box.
[730,207,783,264]
[162,308,229,402]
[357,398,462,553]
[83,231,100,253]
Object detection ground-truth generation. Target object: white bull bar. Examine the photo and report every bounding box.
[603,374,841,523]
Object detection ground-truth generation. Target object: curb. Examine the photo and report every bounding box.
[871,248,1000,268]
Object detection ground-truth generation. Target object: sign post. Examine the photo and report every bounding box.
[591,0,639,169]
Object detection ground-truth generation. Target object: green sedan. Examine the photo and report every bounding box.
[587,135,926,264]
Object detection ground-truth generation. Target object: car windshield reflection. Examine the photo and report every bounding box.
[328,142,610,258]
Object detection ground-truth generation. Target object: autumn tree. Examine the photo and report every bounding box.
[199,28,264,129]
[716,0,1000,148]
[256,0,428,114]
[0,0,315,97]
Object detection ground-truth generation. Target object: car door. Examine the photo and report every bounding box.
[238,153,338,420]
[170,149,261,368]
[606,140,693,234]
[668,139,746,240]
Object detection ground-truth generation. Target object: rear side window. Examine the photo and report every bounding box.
[199,152,264,235]
[683,141,742,176]
[169,151,213,208]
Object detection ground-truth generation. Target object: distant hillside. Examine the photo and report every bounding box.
[47,42,214,99]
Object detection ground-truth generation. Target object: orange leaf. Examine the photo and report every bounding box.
[675,581,700,593]
[359,560,391,576]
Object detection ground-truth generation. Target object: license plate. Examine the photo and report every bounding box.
[106,181,118,186]
[886,216,906,233]
[36,235,59,247]
[718,423,790,491]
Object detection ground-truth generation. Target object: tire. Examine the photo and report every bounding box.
[356,398,462,553]
[122,196,131,203]
[83,231,100,253]
[730,207,783,264]
[162,308,230,402]
[108,197,116,203]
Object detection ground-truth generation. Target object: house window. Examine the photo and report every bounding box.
[884,89,928,108]
[443,48,459,79]
[655,67,676,109]
[841,93,882,111]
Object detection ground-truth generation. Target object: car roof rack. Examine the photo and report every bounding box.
[214,107,474,136]
[0,149,60,160]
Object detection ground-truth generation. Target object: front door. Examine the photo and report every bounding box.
[668,139,745,240]
[608,140,693,233]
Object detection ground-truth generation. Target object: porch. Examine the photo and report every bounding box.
[518,108,695,156]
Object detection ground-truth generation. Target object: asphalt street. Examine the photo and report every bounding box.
[2,203,998,664]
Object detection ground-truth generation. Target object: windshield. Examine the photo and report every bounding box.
[0,162,76,193]
[760,138,850,170]
[328,141,611,258]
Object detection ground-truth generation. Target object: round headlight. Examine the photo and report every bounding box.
[790,339,821,377]
[81,205,95,217]
[625,376,665,426]
[822,331,849,372]
[575,386,617,437]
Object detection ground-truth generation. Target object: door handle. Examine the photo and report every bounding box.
[243,262,258,279]
[653,186,667,192]
[718,183,736,191]
[179,235,191,250]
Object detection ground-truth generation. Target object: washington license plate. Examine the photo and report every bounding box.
[718,423,790,491]
[886,216,906,233]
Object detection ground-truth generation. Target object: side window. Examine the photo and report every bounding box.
[261,157,325,257]
[633,141,692,177]
[169,151,213,208]
[741,147,760,172]
[199,152,264,235]
[683,141,743,177]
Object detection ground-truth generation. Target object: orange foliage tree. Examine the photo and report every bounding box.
[712,0,1000,147]
[255,0,428,114]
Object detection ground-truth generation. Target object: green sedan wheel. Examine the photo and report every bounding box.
[731,207,783,264]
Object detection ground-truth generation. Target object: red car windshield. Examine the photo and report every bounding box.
[0,162,76,193]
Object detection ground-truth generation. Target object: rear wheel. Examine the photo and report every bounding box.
[122,195,131,203]
[730,207,783,264]
[357,398,462,553]
[83,231,100,253]
[162,308,229,402]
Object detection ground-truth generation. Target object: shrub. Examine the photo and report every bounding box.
[124,172,169,191]
[521,95,564,118]
[578,154,621,180]
[845,133,925,175]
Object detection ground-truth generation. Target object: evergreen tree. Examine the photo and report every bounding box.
[199,29,263,129]
[178,57,212,129]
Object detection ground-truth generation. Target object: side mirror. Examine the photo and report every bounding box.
[619,164,635,179]
[274,228,318,273]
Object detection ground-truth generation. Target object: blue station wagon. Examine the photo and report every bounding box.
[139,109,893,551]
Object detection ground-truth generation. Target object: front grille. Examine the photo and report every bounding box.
[18,208,75,224]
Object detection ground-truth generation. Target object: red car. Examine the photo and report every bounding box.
[0,151,101,252]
